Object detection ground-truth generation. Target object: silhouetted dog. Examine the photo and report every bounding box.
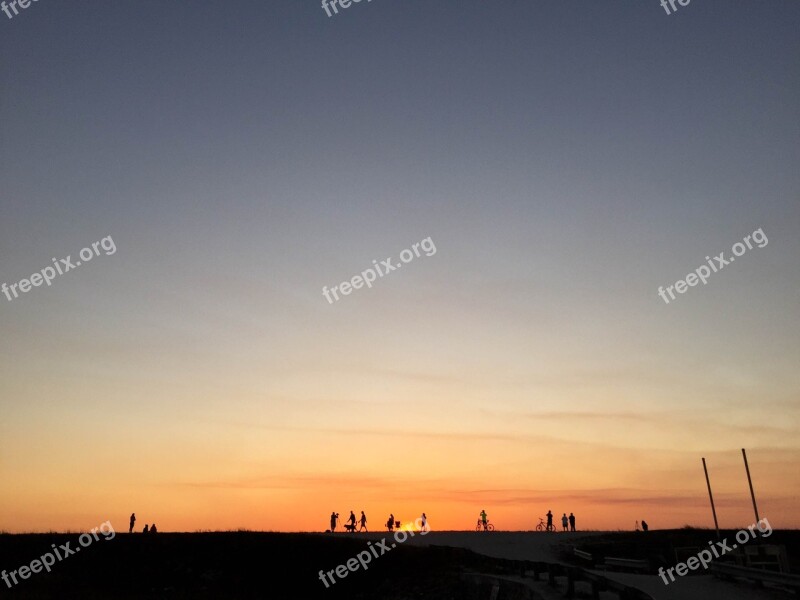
[343,523,357,532]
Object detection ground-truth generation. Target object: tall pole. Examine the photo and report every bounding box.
[742,448,760,523]
[702,458,720,540]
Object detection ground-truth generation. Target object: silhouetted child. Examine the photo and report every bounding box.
[142,524,149,534]
[561,513,568,531]
[151,524,157,534]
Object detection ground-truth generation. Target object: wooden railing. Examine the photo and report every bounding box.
[710,562,800,595]
[527,561,655,600]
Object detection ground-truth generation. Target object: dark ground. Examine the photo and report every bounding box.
[0,529,798,599]
[0,531,527,600]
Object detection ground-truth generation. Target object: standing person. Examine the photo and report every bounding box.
[419,512,427,532]
[359,511,368,532]
[635,520,639,531]
[129,513,136,534]
[561,513,569,531]
[569,513,576,532]
[479,509,488,530]
[330,512,338,532]
[546,510,553,531]
[386,513,395,532]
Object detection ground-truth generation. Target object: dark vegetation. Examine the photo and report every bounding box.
[0,532,523,599]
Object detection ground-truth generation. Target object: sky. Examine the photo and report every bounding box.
[0,0,798,533]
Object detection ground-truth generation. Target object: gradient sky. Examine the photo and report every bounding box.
[1,1,798,533]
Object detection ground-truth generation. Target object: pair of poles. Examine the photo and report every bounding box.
[701,448,760,540]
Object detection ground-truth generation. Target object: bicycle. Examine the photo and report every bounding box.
[476,519,495,531]
[536,517,557,532]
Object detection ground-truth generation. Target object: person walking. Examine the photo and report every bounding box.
[561,513,569,532]
[129,513,136,534]
[419,512,427,532]
[359,511,368,532]
[569,512,576,532]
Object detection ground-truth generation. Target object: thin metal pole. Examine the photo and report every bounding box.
[702,458,720,539]
[742,448,760,523]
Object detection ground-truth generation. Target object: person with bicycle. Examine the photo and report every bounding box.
[480,509,488,531]
[546,510,553,531]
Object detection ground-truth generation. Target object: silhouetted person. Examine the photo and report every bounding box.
[330,512,338,532]
[546,510,553,530]
[359,511,368,532]
[129,513,136,534]
[150,523,157,534]
[420,512,427,532]
[386,513,394,532]
[480,509,488,530]
[569,513,576,532]
[142,524,149,534]
[641,520,648,532]
[635,520,639,531]
[349,511,356,529]
[561,513,568,531]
